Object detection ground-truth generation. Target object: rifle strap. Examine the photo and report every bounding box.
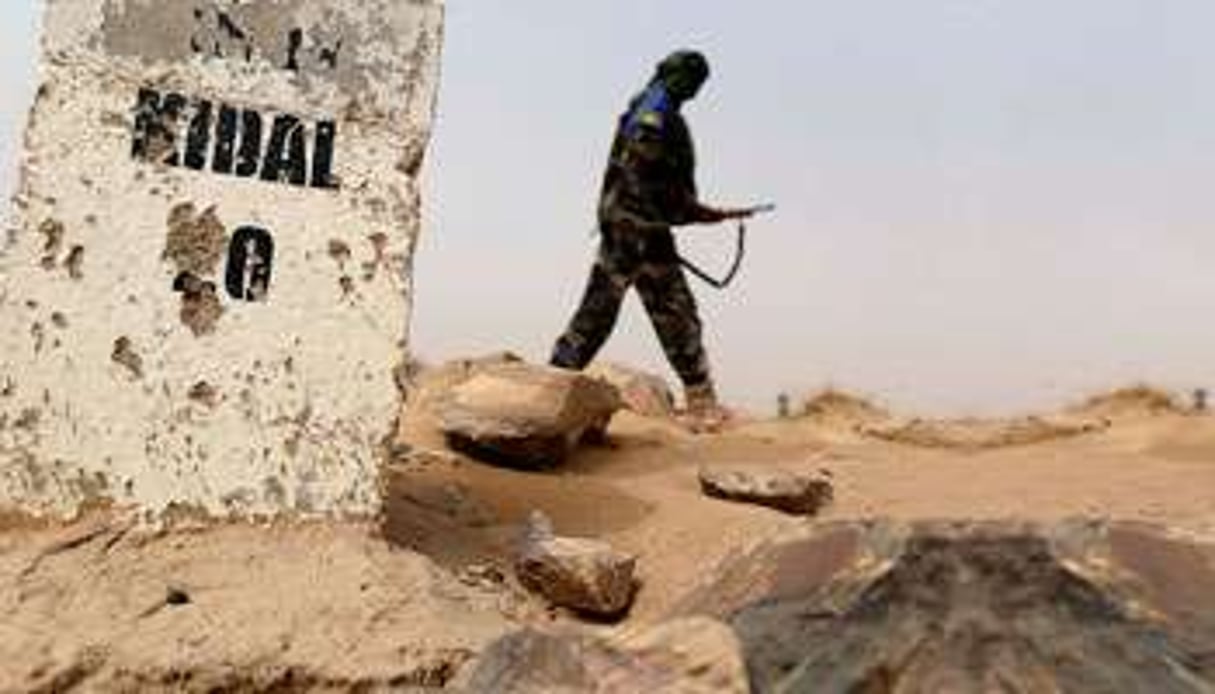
[678,219,747,290]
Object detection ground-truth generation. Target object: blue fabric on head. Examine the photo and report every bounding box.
[622,83,674,139]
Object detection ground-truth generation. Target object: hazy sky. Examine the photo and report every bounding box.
[5,2,1215,415]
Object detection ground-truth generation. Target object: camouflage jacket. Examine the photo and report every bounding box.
[598,83,700,230]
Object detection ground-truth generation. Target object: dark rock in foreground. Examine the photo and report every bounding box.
[458,616,748,693]
[673,520,1215,693]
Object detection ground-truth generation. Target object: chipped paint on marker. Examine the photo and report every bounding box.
[1,0,445,519]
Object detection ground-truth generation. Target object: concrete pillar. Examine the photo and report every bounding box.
[1,1,444,519]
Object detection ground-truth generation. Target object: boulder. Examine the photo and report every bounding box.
[458,617,748,693]
[699,466,833,516]
[515,512,637,618]
[586,362,676,418]
[607,616,751,693]
[437,363,622,469]
[457,628,595,693]
[673,520,1215,693]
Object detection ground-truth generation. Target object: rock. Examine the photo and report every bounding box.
[458,617,749,693]
[673,520,1215,693]
[515,512,637,618]
[165,586,191,606]
[699,465,833,516]
[457,628,596,693]
[586,362,676,418]
[437,362,622,469]
[607,616,750,694]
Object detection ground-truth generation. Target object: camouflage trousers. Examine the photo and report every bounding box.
[550,224,711,387]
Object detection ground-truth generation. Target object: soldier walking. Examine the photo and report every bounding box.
[549,50,755,431]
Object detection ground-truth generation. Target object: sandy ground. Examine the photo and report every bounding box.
[0,517,517,691]
[415,414,1215,621]
[388,379,1215,622]
[2,379,1214,688]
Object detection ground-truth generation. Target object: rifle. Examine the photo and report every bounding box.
[720,203,776,220]
[679,203,775,289]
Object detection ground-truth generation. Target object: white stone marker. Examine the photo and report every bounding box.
[0,1,444,519]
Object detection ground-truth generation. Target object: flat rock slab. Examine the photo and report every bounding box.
[437,363,622,469]
[459,616,748,693]
[672,520,1215,693]
[699,466,833,516]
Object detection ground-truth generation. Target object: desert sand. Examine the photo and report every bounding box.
[2,372,1214,690]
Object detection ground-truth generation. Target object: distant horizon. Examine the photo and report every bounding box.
[6,2,1215,417]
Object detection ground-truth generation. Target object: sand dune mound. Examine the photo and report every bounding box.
[863,414,1103,450]
[1070,384,1186,420]
[809,384,1189,451]
[793,386,1103,450]
[799,389,891,428]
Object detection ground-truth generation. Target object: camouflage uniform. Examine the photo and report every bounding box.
[550,52,714,390]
